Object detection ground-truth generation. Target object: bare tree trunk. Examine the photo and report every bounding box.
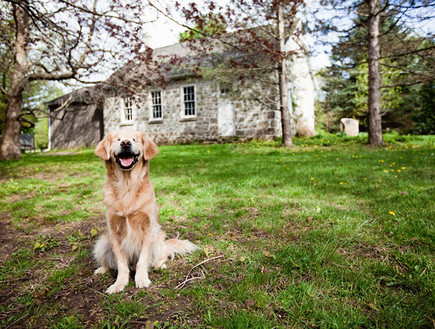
[1,96,23,160]
[0,4,30,160]
[277,3,292,147]
[366,0,384,146]
[326,95,330,133]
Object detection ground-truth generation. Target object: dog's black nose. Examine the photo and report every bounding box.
[121,140,131,148]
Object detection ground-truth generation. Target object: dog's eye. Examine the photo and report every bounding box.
[118,138,121,141]
[133,139,136,142]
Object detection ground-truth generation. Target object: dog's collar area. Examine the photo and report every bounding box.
[114,152,140,170]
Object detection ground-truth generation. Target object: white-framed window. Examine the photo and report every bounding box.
[182,85,195,117]
[122,96,133,123]
[150,91,163,120]
[219,82,231,95]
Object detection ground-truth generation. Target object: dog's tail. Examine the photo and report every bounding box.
[93,233,117,270]
[154,233,199,269]
[164,237,199,258]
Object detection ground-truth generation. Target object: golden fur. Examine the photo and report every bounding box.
[93,129,198,294]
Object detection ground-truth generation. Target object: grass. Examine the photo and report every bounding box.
[0,133,434,328]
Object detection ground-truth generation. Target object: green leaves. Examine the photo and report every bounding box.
[33,235,59,253]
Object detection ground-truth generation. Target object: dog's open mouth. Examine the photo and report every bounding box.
[115,152,140,170]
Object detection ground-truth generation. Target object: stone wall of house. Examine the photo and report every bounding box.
[232,97,281,141]
[103,78,281,144]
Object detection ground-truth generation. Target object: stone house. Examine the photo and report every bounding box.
[47,36,315,148]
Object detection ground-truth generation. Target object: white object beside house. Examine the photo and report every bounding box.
[340,118,360,136]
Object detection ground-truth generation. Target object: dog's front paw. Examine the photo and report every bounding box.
[135,276,151,288]
[106,282,127,294]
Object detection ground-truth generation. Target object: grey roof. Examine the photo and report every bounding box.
[105,41,222,88]
[46,85,105,108]
[153,42,192,58]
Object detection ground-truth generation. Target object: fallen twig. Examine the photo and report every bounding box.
[175,255,224,289]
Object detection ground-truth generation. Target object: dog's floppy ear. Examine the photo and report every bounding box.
[95,133,112,160]
[141,132,159,161]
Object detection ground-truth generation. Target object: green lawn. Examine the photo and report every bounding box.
[0,134,434,328]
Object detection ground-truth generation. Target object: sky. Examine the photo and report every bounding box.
[142,4,184,49]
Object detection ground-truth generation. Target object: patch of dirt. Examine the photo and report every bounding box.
[40,217,105,238]
[0,215,30,262]
[336,242,387,262]
[0,213,106,261]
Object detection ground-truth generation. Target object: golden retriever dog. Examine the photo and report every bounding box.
[93,129,198,294]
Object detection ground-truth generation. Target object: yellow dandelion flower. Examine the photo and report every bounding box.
[389,211,395,216]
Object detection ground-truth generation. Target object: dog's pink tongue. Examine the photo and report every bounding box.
[120,157,133,167]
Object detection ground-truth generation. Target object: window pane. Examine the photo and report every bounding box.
[151,91,162,119]
[123,97,133,121]
[153,105,162,118]
[183,86,195,116]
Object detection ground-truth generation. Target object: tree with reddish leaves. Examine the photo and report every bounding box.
[162,0,307,147]
[0,0,149,160]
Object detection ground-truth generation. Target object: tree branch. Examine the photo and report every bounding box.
[381,80,429,88]
[27,0,99,82]
[75,0,98,68]
[55,0,150,24]
[380,45,435,60]
[147,0,245,53]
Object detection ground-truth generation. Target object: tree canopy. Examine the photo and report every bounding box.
[0,0,150,160]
